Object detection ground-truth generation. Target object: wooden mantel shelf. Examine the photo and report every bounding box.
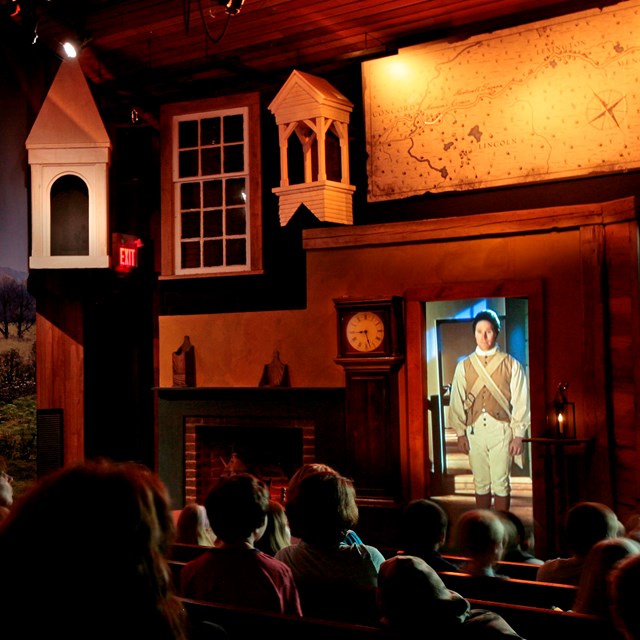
[155,387,344,393]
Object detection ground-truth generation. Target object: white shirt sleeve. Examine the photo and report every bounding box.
[509,357,530,438]
[448,359,468,436]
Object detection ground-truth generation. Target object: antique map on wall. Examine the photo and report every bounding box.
[362,0,640,201]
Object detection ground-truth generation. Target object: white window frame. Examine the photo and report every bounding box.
[160,93,262,279]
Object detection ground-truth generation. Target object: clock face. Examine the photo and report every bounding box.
[346,311,385,352]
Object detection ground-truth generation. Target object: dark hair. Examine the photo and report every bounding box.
[205,473,270,543]
[472,309,501,334]
[284,470,358,545]
[0,458,187,640]
[566,501,620,556]
[400,499,449,550]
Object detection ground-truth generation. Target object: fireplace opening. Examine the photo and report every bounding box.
[185,417,315,504]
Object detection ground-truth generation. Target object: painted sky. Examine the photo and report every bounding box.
[1,36,30,275]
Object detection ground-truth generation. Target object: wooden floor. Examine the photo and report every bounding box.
[431,428,534,552]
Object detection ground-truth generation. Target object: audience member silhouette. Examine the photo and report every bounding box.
[536,501,621,585]
[286,462,363,545]
[377,555,525,638]
[276,469,385,623]
[180,472,302,615]
[254,499,291,556]
[0,458,190,640]
[497,510,543,565]
[397,498,461,572]
[623,513,640,544]
[572,536,640,618]
[454,508,508,578]
[0,466,14,523]
[609,552,640,640]
[175,502,216,547]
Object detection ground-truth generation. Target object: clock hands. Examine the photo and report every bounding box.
[352,329,372,346]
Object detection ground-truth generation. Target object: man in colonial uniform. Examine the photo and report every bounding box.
[448,309,530,512]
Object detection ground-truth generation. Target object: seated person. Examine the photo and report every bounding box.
[0,458,190,640]
[454,508,508,578]
[609,552,640,640]
[536,501,621,585]
[377,555,525,638]
[286,462,363,545]
[254,499,291,556]
[180,472,302,615]
[397,498,461,572]
[497,510,543,565]
[175,502,216,547]
[275,470,385,622]
[572,536,640,618]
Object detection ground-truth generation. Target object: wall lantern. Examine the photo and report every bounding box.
[26,57,111,269]
[551,381,576,438]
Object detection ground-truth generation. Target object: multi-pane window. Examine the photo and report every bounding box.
[174,108,249,274]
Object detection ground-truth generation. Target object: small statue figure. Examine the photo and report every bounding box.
[259,350,290,387]
[172,335,196,387]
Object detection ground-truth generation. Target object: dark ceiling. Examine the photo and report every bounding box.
[2,0,622,125]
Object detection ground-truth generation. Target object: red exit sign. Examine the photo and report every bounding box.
[112,233,143,272]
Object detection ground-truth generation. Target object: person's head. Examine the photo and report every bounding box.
[472,309,500,351]
[497,510,535,554]
[565,501,621,557]
[377,555,470,632]
[254,499,291,556]
[0,468,14,508]
[286,462,338,500]
[455,508,505,564]
[175,502,216,546]
[204,472,270,545]
[609,552,640,639]
[284,470,358,546]
[573,537,640,618]
[0,458,187,640]
[400,498,449,553]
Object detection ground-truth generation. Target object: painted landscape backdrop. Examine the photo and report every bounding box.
[0,267,36,497]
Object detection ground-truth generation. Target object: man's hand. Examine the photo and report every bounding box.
[509,436,523,456]
[457,435,470,454]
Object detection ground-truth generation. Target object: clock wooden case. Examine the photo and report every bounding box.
[333,296,405,504]
[334,296,404,368]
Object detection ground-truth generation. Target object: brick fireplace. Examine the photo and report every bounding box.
[184,416,315,503]
[156,387,346,508]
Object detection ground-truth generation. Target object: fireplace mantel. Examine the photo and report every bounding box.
[156,386,346,507]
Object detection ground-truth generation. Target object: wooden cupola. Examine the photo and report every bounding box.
[268,70,355,226]
[26,57,111,269]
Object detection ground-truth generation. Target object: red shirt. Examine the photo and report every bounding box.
[180,547,302,615]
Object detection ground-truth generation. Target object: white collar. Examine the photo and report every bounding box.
[475,345,499,357]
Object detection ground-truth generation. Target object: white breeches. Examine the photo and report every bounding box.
[467,414,513,497]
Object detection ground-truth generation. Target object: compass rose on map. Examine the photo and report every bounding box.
[587,90,627,131]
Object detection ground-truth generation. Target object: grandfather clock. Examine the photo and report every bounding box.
[334,297,405,502]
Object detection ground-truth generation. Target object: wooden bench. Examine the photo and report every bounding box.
[439,571,577,610]
[467,598,621,640]
[442,554,541,580]
[179,597,398,640]
[179,595,619,640]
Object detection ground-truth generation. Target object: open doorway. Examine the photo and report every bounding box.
[424,297,532,521]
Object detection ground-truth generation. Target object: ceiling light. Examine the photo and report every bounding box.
[217,0,244,16]
[62,41,77,58]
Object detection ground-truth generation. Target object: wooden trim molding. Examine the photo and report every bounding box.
[303,197,636,250]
